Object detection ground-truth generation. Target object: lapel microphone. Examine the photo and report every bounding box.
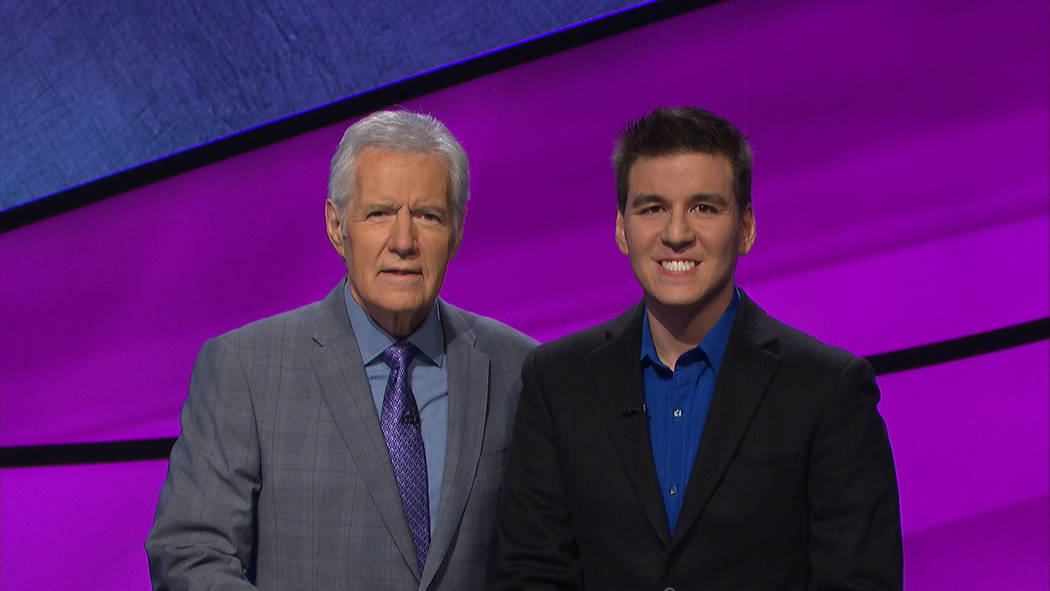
[400,412,421,426]
[621,403,648,418]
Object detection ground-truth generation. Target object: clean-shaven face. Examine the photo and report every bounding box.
[325,148,462,336]
[615,152,754,316]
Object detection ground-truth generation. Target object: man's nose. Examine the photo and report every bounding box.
[660,209,696,250]
[388,211,417,255]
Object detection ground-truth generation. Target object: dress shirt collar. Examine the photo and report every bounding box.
[640,287,740,373]
[343,280,445,368]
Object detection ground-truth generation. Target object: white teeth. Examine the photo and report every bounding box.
[661,260,695,272]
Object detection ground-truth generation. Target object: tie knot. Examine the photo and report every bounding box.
[382,340,418,371]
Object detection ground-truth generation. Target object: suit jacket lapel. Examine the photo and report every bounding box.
[590,302,672,546]
[420,301,489,590]
[309,283,423,580]
[670,292,781,548]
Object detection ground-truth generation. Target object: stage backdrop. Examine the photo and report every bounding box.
[2,0,1047,588]
[1,0,640,209]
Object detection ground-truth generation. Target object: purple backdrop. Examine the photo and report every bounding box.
[2,0,1047,587]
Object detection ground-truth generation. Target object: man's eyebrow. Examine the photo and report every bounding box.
[688,193,730,207]
[411,199,449,209]
[628,194,668,208]
[628,193,731,208]
[411,203,449,215]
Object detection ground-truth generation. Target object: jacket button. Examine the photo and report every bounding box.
[664,588,676,591]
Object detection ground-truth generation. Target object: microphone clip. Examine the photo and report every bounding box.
[621,403,648,418]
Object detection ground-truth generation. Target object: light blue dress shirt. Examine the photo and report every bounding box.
[640,288,739,532]
[344,284,448,533]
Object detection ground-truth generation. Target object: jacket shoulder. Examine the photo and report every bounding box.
[439,301,539,357]
[530,306,638,367]
[761,309,866,375]
[210,298,329,351]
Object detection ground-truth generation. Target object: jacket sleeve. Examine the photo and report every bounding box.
[145,337,260,590]
[808,356,903,590]
[493,349,584,590]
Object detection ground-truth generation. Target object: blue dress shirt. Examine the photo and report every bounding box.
[640,288,739,532]
[344,284,448,533]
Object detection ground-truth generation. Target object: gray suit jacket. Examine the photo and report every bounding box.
[146,282,537,590]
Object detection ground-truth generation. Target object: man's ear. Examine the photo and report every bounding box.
[615,210,629,256]
[448,212,465,259]
[738,204,756,255]
[324,199,346,257]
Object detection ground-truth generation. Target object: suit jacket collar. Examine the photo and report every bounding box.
[420,299,490,590]
[589,292,782,549]
[671,290,782,547]
[309,282,426,578]
[308,282,490,588]
[589,302,672,546]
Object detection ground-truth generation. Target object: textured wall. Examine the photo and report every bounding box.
[1,0,638,208]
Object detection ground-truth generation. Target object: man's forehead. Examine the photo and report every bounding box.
[354,148,449,174]
[350,150,451,200]
[630,150,733,170]
[628,152,733,185]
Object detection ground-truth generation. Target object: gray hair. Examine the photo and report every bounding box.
[328,110,469,226]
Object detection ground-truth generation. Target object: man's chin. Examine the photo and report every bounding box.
[376,273,427,292]
[644,290,705,309]
[643,290,724,317]
[379,295,439,317]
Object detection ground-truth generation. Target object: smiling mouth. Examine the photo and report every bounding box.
[660,260,696,272]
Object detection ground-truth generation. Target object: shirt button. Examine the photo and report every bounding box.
[672,408,682,418]
[669,485,678,495]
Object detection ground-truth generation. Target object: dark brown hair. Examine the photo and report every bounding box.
[612,106,752,213]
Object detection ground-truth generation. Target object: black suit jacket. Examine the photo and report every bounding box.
[495,293,902,590]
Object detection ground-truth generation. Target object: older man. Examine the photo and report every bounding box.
[147,111,536,590]
[495,107,902,590]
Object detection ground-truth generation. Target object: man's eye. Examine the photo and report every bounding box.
[640,206,663,215]
[692,204,716,214]
[366,210,389,219]
[413,210,445,224]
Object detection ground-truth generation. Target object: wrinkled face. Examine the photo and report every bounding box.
[615,152,754,316]
[325,148,462,336]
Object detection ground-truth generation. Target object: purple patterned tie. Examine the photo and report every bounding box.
[380,341,430,571]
